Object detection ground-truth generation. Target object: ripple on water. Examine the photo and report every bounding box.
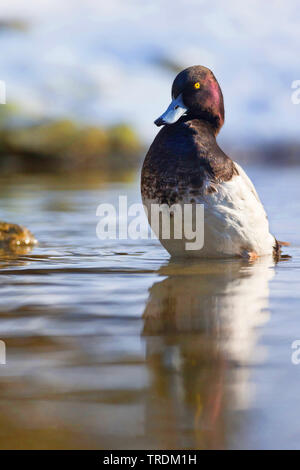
[0,170,299,449]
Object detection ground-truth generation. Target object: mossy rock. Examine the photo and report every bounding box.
[0,118,142,173]
[4,120,79,157]
[0,222,37,250]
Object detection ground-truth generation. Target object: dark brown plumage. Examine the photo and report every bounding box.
[142,65,237,204]
[141,119,237,204]
[171,65,225,133]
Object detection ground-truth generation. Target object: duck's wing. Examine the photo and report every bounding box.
[233,162,262,204]
[234,161,290,252]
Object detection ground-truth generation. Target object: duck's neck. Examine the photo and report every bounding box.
[180,113,222,136]
[183,118,218,141]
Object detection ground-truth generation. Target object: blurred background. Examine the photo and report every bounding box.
[0,0,300,174]
[0,0,300,451]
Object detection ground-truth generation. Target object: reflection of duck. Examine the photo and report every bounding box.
[141,65,287,259]
[142,257,275,449]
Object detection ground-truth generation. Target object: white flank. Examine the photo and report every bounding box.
[143,162,275,258]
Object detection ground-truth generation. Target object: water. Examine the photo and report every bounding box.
[0,165,299,450]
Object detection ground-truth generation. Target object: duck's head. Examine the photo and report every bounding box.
[154,65,224,135]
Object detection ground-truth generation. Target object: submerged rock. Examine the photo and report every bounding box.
[0,222,37,251]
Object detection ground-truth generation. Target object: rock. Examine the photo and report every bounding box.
[0,119,143,174]
[0,222,37,251]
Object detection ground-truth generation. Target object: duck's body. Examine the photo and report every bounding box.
[142,119,275,258]
[141,65,279,259]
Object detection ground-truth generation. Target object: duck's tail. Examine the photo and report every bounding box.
[277,240,290,247]
[274,239,291,261]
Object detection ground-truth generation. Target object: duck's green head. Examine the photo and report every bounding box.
[154,65,224,135]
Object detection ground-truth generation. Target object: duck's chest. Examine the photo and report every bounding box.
[141,163,208,205]
[141,124,212,205]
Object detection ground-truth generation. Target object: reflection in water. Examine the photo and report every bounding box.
[0,246,34,269]
[0,171,294,449]
[142,257,275,449]
[0,254,276,449]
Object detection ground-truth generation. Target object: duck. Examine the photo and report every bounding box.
[141,65,287,259]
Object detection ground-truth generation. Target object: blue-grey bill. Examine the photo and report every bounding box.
[154,93,188,126]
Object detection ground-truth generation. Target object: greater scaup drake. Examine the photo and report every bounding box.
[141,65,287,259]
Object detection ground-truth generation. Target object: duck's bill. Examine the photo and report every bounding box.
[154,93,188,126]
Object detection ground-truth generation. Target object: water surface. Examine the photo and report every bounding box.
[0,165,299,449]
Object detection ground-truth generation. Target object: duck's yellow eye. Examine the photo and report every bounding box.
[194,82,200,89]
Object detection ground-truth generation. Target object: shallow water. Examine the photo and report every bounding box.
[0,165,299,450]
